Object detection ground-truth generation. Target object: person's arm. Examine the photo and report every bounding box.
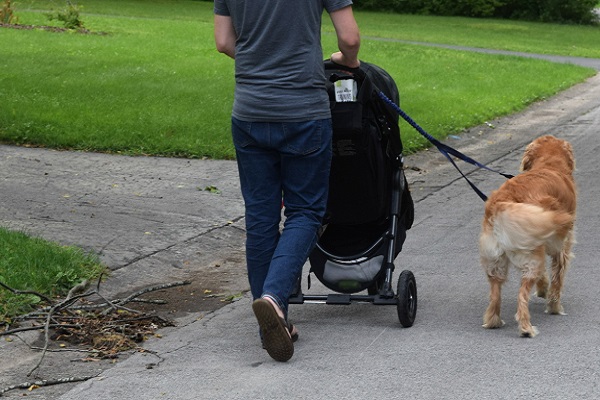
[329,5,360,68]
[214,14,236,59]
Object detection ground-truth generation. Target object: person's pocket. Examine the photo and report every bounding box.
[231,118,254,148]
[282,120,324,155]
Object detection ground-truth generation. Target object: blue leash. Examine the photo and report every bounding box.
[377,91,514,202]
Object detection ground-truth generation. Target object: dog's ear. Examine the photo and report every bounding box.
[520,141,538,172]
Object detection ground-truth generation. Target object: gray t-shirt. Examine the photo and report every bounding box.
[214,0,353,122]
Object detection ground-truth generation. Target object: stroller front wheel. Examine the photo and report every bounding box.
[396,270,417,327]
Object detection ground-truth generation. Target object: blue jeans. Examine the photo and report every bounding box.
[232,117,332,318]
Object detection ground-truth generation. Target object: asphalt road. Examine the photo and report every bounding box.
[2,70,600,399]
[65,76,600,398]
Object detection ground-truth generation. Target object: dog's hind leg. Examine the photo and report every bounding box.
[483,275,506,329]
[516,276,539,337]
[546,231,574,315]
[513,247,546,338]
[480,232,509,330]
[535,271,549,299]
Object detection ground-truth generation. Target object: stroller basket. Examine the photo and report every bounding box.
[289,60,417,327]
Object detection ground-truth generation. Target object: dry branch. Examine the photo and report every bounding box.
[114,280,192,306]
[0,375,98,397]
[0,279,191,387]
[0,281,53,304]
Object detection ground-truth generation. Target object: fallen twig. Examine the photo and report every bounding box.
[114,280,192,306]
[0,281,53,304]
[0,323,80,337]
[66,279,91,300]
[62,297,168,311]
[0,375,98,397]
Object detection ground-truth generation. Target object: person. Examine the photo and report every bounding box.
[214,0,360,362]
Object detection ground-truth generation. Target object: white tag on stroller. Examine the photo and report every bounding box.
[334,79,357,102]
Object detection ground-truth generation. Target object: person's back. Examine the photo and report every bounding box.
[215,0,341,122]
[221,0,329,121]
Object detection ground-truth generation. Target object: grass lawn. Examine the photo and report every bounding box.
[354,12,600,58]
[0,227,107,324]
[0,0,597,158]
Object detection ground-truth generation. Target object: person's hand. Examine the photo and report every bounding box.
[330,51,360,69]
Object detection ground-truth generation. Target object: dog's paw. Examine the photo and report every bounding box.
[535,289,548,299]
[519,325,539,338]
[482,316,505,329]
[546,296,567,315]
[546,301,566,315]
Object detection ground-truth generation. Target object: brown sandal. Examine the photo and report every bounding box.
[252,298,294,362]
[262,323,298,349]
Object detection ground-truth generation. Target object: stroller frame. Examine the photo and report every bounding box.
[288,61,417,327]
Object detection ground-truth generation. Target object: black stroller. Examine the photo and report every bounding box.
[288,60,417,327]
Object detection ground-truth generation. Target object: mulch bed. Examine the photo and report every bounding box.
[0,22,106,35]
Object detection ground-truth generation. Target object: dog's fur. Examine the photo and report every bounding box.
[479,135,576,337]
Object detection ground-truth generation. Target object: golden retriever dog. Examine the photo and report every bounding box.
[479,135,576,337]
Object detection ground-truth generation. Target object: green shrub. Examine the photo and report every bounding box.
[355,0,402,12]
[1,0,18,24]
[45,0,85,29]
[353,0,599,24]
[497,0,599,24]
[402,0,505,17]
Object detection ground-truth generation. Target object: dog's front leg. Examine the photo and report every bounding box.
[516,276,538,337]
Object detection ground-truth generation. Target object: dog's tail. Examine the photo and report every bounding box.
[492,202,573,251]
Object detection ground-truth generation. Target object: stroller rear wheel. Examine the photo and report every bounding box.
[396,270,417,327]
